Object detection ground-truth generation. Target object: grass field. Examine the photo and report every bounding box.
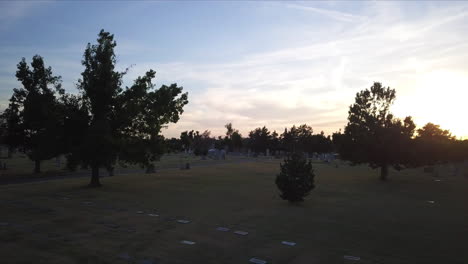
[0,153,249,182]
[1,159,468,264]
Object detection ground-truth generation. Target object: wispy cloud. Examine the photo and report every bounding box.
[286,3,367,23]
[0,1,50,30]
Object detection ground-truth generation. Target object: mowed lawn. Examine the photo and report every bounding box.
[1,160,467,264]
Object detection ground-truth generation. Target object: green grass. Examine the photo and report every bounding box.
[1,160,467,264]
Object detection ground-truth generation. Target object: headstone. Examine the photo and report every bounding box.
[180,240,196,245]
[344,255,360,261]
[177,219,191,224]
[118,253,132,260]
[266,149,270,157]
[249,257,267,264]
[104,223,119,229]
[139,259,154,264]
[216,227,230,232]
[427,200,435,204]
[281,241,296,246]
[234,230,248,236]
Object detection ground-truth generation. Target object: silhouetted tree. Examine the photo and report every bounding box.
[180,130,194,152]
[2,55,64,173]
[248,126,272,154]
[77,30,188,186]
[165,137,183,153]
[414,123,456,166]
[60,94,90,171]
[276,152,315,202]
[224,123,242,152]
[0,95,24,158]
[77,30,124,186]
[116,70,187,173]
[192,130,213,156]
[340,82,416,181]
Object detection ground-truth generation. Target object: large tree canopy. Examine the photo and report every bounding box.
[340,82,416,181]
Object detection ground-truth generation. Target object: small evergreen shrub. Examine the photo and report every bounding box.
[275,152,315,202]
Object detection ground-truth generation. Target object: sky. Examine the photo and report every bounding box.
[1,1,467,139]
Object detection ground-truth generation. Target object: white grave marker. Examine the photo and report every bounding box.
[180,240,196,245]
[234,230,248,236]
[344,255,360,261]
[249,257,267,264]
[281,241,296,246]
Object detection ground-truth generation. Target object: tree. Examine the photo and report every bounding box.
[340,82,416,181]
[275,152,315,202]
[2,55,64,173]
[192,130,213,156]
[60,94,90,171]
[115,70,188,173]
[224,123,242,152]
[248,126,271,154]
[180,130,194,152]
[77,30,124,186]
[414,123,456,166]
[77,30,188,186]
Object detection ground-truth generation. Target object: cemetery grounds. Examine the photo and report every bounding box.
[0,156,468,264]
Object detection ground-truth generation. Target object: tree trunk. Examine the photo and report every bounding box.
[34,160,41,174]
[380,164,388,181]
[89,165,101,187]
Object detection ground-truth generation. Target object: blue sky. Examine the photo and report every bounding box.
[1,1,468,138]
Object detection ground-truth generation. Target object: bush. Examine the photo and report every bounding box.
[275,152,315,202]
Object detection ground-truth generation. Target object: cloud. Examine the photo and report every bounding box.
[154,2,468,138]
[0,1,50,30]
[286,3,367,23]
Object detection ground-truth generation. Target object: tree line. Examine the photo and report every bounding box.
[170,82,467,181]
[167,123,333,157]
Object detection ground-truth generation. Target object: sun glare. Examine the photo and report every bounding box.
[394,70,468,139]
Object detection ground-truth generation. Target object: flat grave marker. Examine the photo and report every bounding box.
[234,230,248,236]
[147,213,159,217]
[117,253,132,260]
[344,255,360,261]
[249,257,267,264]
[281,241,296,246]
[139,259,154,264]
[180,240,196,245]
[177,219,191,224]
[216,227,230,232]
